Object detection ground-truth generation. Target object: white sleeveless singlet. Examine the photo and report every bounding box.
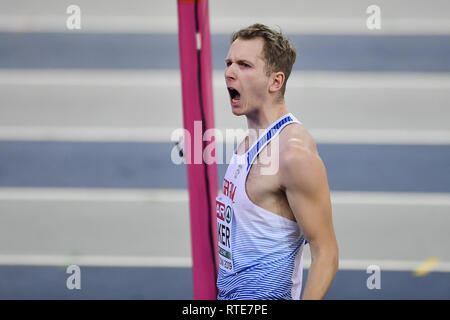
[216,113,306,300]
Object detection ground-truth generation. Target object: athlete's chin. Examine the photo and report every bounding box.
[231,108,241,116]
[231,105,245,116]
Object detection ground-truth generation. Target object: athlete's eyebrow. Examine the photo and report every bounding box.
[225,58,253,66]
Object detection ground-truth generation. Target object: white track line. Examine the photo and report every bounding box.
[331,192,450,206]
[0,254,191,268]
[0,16,449,34]
[315,259,450,272]
[309,129,450,145]
[0,126,450,144]
[0,188,189,202]
[0,254,449,272]
[0,126,177,142]
[0,188,449,206]
[0,70,182,87]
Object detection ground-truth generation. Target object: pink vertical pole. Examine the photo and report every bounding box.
[177,0,219,300]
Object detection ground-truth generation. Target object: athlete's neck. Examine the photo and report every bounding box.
[245,103,289,133]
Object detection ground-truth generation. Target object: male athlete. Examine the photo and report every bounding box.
[216,24,339,300]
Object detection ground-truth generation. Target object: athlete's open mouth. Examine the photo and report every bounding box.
[228,87,240,103]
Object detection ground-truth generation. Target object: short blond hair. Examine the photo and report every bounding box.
[231,23,297,96]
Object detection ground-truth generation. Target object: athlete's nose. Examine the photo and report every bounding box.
[225,64,237,81]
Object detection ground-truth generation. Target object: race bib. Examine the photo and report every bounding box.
[216,195,234,273]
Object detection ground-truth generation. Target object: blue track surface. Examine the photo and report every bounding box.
[1,266,449,300]
[0,141,449,192]
[1,33,449,72]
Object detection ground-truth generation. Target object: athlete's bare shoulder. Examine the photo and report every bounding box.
[278,122,318,157]
[276,122,327,192]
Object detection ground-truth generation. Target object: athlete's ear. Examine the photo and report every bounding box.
[269,71,285,94]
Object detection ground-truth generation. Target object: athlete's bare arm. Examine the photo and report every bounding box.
[279,127,339,300]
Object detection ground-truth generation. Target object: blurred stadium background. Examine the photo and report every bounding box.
[0,0,449,299]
